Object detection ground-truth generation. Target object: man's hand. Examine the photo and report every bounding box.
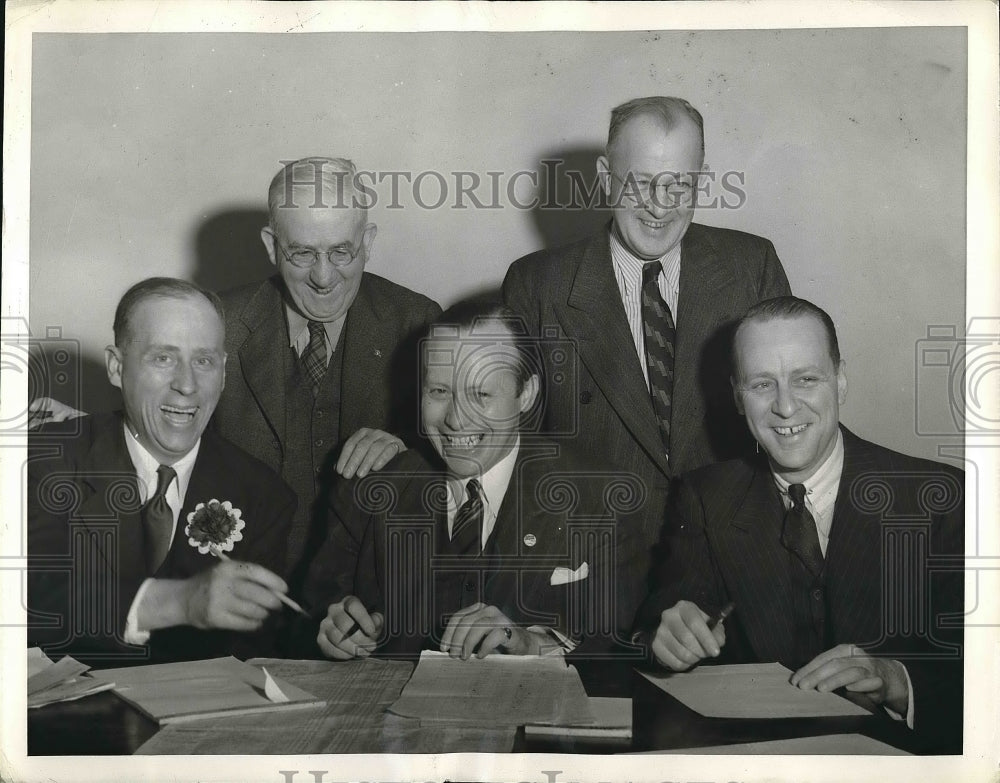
[440,603,548,659]
[335,428,406,479]
[138,561,288,633]
[650,600,726,671]
[28,397,86,429]
[791,644,909,716]
[317,596,384,660]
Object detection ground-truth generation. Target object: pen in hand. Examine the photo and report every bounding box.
[210,548,309,617]
[707,601,736,630]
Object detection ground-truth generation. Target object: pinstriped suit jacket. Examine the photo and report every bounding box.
[503,223,790,582]
[636,426,964,751]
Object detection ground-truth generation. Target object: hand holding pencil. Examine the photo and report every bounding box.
[650,599,735,672]
[317,595,384,660]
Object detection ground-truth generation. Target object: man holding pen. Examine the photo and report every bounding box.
[635,297,964,752]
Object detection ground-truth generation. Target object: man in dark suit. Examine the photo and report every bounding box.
[503,96,791,572]
[635,296,964,752]
[28,278,296,666]
[214,157,441,583]
[306,303,643,660]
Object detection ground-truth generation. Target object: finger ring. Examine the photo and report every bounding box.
[503,626,512,642]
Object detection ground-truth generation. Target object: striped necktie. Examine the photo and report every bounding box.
[451,479,483,556]
[300,320,328,393]
[641,261,675,455]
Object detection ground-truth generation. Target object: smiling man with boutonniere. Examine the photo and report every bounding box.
[28,277,297,666]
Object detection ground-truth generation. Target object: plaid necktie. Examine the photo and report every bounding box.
[642,261,675,455]
[142,464,176,574]
[451,479,483,556]
[300,320,328,393]
[782,483,825,576]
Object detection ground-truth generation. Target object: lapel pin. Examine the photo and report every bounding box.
[373,349,383,358]
[523,533,536,547]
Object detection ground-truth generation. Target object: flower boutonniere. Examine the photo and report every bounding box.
[185,499,245,557]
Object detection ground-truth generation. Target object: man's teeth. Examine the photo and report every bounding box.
[774,424,808,436]
[161,405,196,418]
[445,434,483,447]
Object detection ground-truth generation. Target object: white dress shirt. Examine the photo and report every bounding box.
[123,425,200,644]
[445,438,519,553]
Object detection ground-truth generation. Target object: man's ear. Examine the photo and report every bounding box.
[105,345,124,389]
[836,360,848,404]
[731,376,745,415]
[518,374,541,415]
[260,226,278,268]
[596,154,612,198]
[361,222,378,260]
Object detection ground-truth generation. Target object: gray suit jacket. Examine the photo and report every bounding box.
[215,273,441,577]
[503,223,790,574]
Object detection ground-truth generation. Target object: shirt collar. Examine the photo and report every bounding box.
[284,304,346,355]
[122,422,200,503]
[609,226,682,294]
[772,428,845,501]
[447,436,520,512]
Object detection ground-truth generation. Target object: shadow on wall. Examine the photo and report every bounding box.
[528,146,610,251]
[192,208,274,294]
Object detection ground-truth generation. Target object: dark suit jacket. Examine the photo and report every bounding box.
[635,427,964,751]
[503,223,791,568]
[301,440,647,659]
[215,273,441,576]
[27,412,296,667]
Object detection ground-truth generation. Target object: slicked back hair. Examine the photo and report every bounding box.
[732,296,841,380]
[113,277,225,348]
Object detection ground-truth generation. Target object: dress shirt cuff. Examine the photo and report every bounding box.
[527,625,576,655]
[883,661,915,729]
[123,578,153,646]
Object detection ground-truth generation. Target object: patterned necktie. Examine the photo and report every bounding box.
[641,261,676,455]
[300,320,328,393]
[451,479,483,556]
[783,483,825,576]
[142,464,176,574]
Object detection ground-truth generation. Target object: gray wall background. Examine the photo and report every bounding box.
[28,28,967,462]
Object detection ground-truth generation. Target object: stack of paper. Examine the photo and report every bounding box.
[87,656,326,725]
[27,647,115,708]
[389,651,595,727]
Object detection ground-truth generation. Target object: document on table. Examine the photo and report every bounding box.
[27,647,116,708]
[389,651,595,727]
[640,662,870,719]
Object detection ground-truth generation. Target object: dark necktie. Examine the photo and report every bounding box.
[451,479,483,556]
[300,320,328,393]
[641,261,676,455]
[142,464,177,575]
[783,483,824,576]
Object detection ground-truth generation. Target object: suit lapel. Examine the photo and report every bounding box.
[713,460,799,663]
[339,275,389,436]
[237,279,289,448]
[558,229,669,477]
[75,420,145,589]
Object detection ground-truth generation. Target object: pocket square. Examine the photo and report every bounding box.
[550,562,589,586]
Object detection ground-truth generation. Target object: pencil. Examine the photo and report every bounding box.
[212,549,309,617]
[707,601,736,630]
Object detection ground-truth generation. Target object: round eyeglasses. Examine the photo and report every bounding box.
[275,241,363,269]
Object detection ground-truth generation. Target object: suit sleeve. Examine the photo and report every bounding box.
[501,261,540,334]
[758,239,792,300]
[634,476,729,632]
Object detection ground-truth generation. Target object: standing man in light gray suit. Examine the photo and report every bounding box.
[216,157,441,587]
[503,96,791,586]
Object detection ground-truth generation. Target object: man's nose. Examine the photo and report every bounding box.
[771,383,800,418]
[309,257,341,287]
[171,362,197,395]
[443,396,465,430]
